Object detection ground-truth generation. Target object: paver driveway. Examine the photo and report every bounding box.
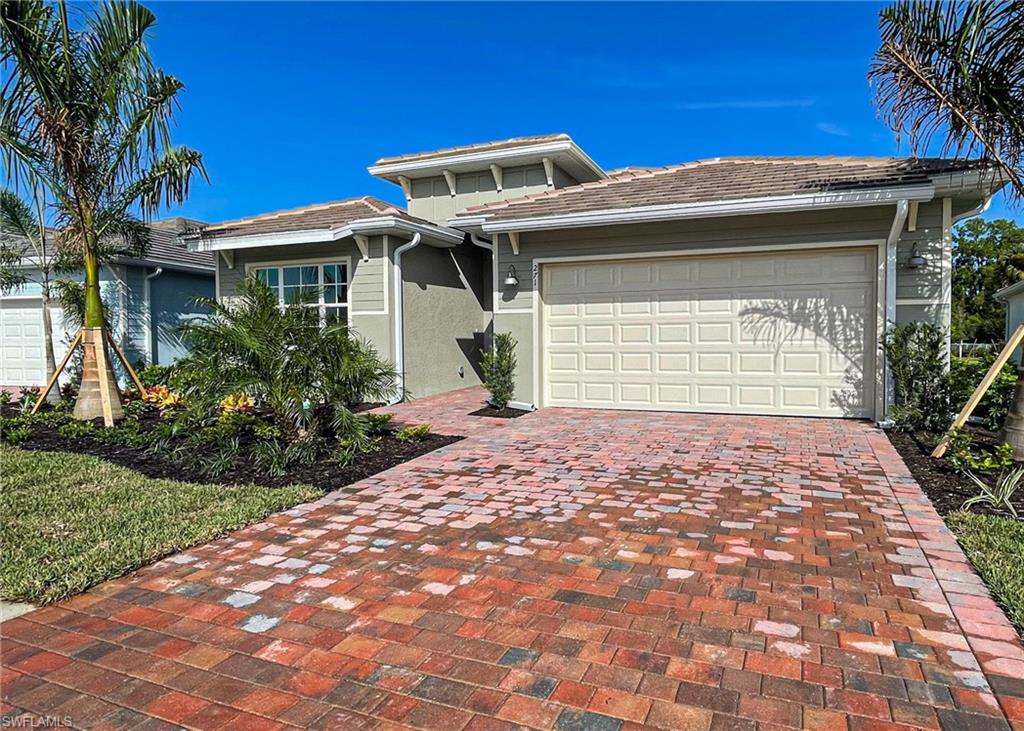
[3,388,1023,730]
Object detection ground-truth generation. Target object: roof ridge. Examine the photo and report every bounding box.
[374,133,571,165]
[202,198,381,230]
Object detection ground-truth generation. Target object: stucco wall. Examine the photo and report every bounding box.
[401,241,488,398]
[491,203,958,407]
[150,270,215,365]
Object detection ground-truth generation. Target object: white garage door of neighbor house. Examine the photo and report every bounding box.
[1,298,46,387]
[541,247,878,418]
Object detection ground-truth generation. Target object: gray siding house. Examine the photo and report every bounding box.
[186,134,1004,420]
[0,221,215,388]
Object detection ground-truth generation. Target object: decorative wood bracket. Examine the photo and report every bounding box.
[442,169,457,197]
[219,250,235,269]
[507,231,520,256]
[353,234,370,261]
[907,201,919,232]
[542,157,555,188]
[397,175,412,202]
[489,164,503,192]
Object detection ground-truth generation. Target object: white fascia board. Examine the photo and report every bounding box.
[369,141,607,181]
[462,184,936,234]
[186,217,463,253]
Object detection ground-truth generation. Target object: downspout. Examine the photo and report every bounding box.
[951,194,993,224]
[881,199,910,425]
[391,233,422,404]
[144,267,164,365]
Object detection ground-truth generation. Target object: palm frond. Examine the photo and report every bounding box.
[869,1,1024,199]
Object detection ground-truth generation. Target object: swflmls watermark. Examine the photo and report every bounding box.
[0,716,73,729]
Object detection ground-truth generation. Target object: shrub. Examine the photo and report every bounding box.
[949,353,1019,431]
[176,277,397,444]
[58,420,95,439]
[963,467,1023,518]
[396,423,431,442]
[362,412,393,435]
[253,439,289,477]
[0,391,11,406]
[482,332,517,409]
[136,363,171,389]
[18,386,41,414]
[1,424,30,445]
[945,428,1015,473]
[883,323,950,432]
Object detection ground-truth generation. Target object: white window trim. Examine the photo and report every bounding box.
[244,256,352,325]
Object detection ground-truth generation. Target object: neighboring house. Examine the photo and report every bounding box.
[0,220,215,388]
[996,280,1024,363]
[186,133,1005,420]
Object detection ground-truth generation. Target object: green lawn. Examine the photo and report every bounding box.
[947,510,1024,636]
[0,445,320,605]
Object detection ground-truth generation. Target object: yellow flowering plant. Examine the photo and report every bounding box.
[142,385,183,413]
[219,393,255,415]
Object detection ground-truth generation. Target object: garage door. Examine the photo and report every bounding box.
[1,298,46,386]
[541,247,877,417]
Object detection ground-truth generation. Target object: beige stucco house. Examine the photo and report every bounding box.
[184,133,1005,421]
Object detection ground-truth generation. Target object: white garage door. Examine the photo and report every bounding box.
[1,298,46,386]
[541,247,877,418]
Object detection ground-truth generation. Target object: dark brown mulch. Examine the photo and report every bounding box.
[469,405,531,419]
[887,428,1024,518]
[13,418,461,491]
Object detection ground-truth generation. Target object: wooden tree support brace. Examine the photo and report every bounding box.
[105,329,146,396]
[31,330,83,416]
[932,322,1024,458]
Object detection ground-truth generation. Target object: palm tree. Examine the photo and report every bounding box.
[869,1,1023,198]
[869,0,1024,456]
[0,188,60,404]
[0,0,205,423]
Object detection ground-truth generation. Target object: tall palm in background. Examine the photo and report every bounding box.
[0,0,205,423]
[869,0,1024,454]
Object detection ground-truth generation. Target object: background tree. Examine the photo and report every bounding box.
[0,0,205,423]
[0,188,62,403]
[952,218,1024,343]
[869,1,1023,199]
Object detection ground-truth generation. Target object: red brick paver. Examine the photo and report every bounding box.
[3,391,1022,730]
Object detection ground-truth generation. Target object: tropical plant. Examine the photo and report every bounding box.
[481,332,517,409]
[1,0,206,423]
[945,427,1015,473]
[396,423,431,442]
[963,466,1023,518]
[870,1,1024,199]
[883,322,951,431]
[176,276,396,443]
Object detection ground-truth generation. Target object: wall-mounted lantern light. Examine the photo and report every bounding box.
[906,243,928,269]
[504,265,520,287]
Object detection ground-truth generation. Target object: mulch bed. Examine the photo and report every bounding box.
[10,411,462,491]
[469,405,531,419]
[887,427,1024,518]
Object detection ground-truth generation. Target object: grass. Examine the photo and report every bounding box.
[947,510,1024,636]
[0,445,320,605]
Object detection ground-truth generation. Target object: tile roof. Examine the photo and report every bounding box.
[187,196,432,240]
[373,134,572,166]
[0,221,214,271]
[460,156,990,221]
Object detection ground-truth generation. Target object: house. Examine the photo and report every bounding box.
[996,280,1024,363]
[185,133,1005,420]
[0,220,215,388]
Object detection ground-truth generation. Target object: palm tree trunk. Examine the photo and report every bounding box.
[73,242,122,423]
[1002,363,1024,460]
[39,287,60,405]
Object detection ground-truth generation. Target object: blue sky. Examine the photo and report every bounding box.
[149,1,1017,223]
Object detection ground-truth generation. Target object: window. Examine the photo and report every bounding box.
[253,261,349,324]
